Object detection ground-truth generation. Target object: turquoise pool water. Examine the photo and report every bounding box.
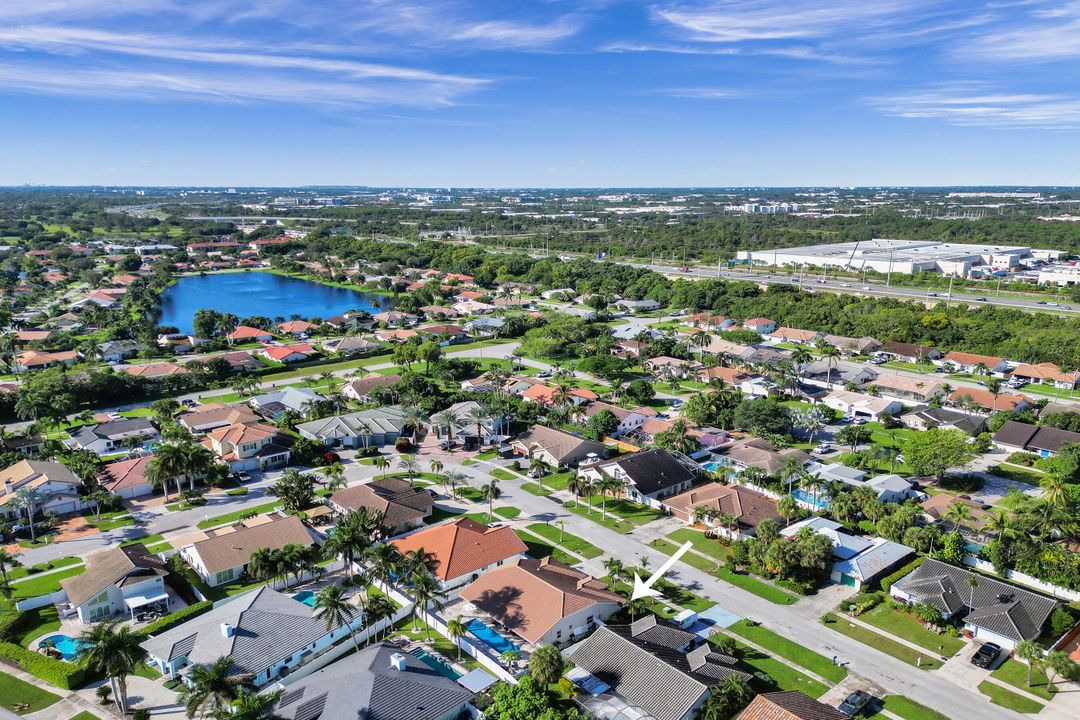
[412,649,461,680]
[793,489,830,509]
[41,634,83,661]
[291,591,316,607]
[701,461,722,473]
[467,618,517,654]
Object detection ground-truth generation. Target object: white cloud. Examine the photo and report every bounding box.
[662,87,742,99]
[451,17,581,48]
[871,84,1080,129]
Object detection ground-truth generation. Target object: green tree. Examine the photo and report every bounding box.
[78,621,148,715]
[529,643,565,687]
[903,428,976,480]
[1013,640,1042,687]
[177,656,249,719]
[313,583,360,653]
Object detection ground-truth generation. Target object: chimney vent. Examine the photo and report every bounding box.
[390,652,407,671]
[221,623,234,638]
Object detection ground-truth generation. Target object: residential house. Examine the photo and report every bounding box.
[98,340,145,362]
[735,691,849,720]
[202,422,292,471]
[920,495,993,535]
[766,327,822,345]
[696,366,768,396]
[453,290,486,302]
[742,317,776,334]
[295,405,408,449]
[260,343,314,364]
[702,338,754,359]
[269,643,474,720]
[510,425,610,468]
[14,330,54,344]
[444,400,511,446]
[938,351,1010,375]
[822,335,882,356]
[249,386,322,419]
[123,362,189,380]
[97,456,155,499]
[567,616,750,720]
[372,311,418,326]
[781,517,914,589]
[0,459,83,519]
[68,418,158,455]
[823,390,902,422]
[417,324,466,344]
[869,374,944,404]
[810,463,920,504]
[1011,362,1080,390]
[418,305,459,319]
[461,557,623,646]
[178,402,261,433]
[801,361,878,391]
[891,558,1058,650]
[949,388,1033,414]
[687,313,734,331]
[708,437,809,479]
[644,356,698,379]
[181,514,318,587]
[663,483,780,539]
[59,544,169,623]
[574,401,653,438]
[227,325,274,343]
[611,340,648,359]
[462,316,505,336]
[900,406,988,435]
[320,336,382,356]
[878,342,942,364]
[614,298,660,313]
[157,333,201,354]
[580,449,700,506]
[142,587,361,685]
[992,419,1080,457]
[341,373,400,403]
[12,350,78,372]
[453,300,495,315]
[391,518,528,590]
[328,477,433,537]
[520,383,595,407]
[277,320,314,336]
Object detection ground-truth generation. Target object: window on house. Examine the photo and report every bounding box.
[215,569,234,584]
[91,591,109,605]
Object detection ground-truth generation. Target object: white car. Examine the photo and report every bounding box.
[861,285,871,291]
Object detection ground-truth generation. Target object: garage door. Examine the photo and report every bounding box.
[840,573,857,587]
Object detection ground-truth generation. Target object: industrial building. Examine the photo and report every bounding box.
[737,239,1064,277]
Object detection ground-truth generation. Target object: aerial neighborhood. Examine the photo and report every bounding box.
[0,191,1078,720]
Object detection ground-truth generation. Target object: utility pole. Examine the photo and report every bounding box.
[946,275,954,309]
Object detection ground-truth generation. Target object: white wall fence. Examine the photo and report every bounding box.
[208,559,346,608]
[962,555,1080,602]
[15,589,67,612]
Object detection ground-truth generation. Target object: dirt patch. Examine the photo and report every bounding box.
[52,516,100,542]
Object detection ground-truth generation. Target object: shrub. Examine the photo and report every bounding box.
[879,556,925,593]
[139,601,213,637]
[0,642,88,689]
[133,710,151,720]
[845,592,883,616]
[1007,451,1039,467]
[1050,607,1078,639]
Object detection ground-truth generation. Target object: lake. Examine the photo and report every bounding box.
[158,272,391,333]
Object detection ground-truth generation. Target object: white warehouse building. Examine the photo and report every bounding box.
[738,239,1064,277]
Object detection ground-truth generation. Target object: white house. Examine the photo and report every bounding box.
[201,422,292,472]
[67,418,159,455]
[59,544,170,623]
[823,390,903,422]
[0,459,83,519]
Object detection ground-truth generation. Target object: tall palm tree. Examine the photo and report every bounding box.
[313,583,361,653]
[1040,474,1068,508]
[397,454,420,481]
[429,459,444,478]
[79,621,148,715]
[1045,650,1077,690]
[603,557,625,590]
[374,455,390,478]
[596,476,623,520]
[480,479,501,522]
[13,487,45,542]
[0,548,21,583]
[944,502,975,535]
[248,548,276,587]
[431,409,463,448]
[566,474,588,503]
[820,344,841,378]
[790,346,813,383]
[463,405,491,446]
[320,462,346,492]
[442,469,466,498]
[364,594,395,643]
[1013,640,1042,687]
[211,688,283,720]
[365,543,402,589]
[965,575,980,612]
[447,616,467,660]
[177,656,250,720]
[409,569,446,640]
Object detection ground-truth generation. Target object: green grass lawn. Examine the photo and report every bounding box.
[650,537,798,605]
[858,605,964,657]
[514,530,579,566]
[986,463,1045,486]
[90,514,135,532]
[11,565,85,599]
[728,619,847,683]
[719,637,829,698]
[867,696,950,720]
[1023,383,1080,400]
[821,614,945,670]
[14,606,61,647]
[197,500,282,529]
[882,361,934,374]
[490,469,519,482]
[977,680,1045,714]
[578,496,665,526]
[493,506,520,519]
[667,528,731,562]
[0,670,62,715]
[526,523,602,559]
[564,500,635,533]
[4,557,82,581]
[121,533,164,548]
[68,712,103,720]
[429,507,466,523]
[455,487,485,503]
[521,482,552,496]
[991,658,1058,701]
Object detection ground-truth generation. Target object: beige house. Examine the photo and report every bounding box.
[180,514,318,586]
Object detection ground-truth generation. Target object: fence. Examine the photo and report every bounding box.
[15,589,67,612]
[962,555,1080,602]
[209,558,347,608]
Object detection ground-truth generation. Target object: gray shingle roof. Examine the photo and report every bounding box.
[296,405,407,440]
[273,642,474,720]
[595,449,700,496]
[892,559,1057,642]
[70,417,156,444]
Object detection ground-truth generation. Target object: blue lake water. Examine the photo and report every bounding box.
[157,272,391,333]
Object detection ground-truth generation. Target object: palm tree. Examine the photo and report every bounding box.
[409,569,446,640]
[429,459,444,478]
[320,462,346,492]
[441,469,466,498]
[603,557,625,590]
[0,548,21,583]
[529,456,547,491]
[212,688,283,720]
[776,455,805,495]
[313,583,361,653]
[431,409,463,449]
[364,594,395,643]
[1013,640,1043,687]
[690,330,713,361]
[480,479,501,522]
[596,476,623,520]
[737,466,768,489]
[447,616,467,660]
[178,656,250,719]
[965,575,980,612]
[248,548,276,587]
[566,474,588,503]
[13,487,45,542]
[944,502,975,535]
[374,455,390,478]
[397,454,420,481]
[1044,650,1077,690]
[463,405,491,446]
[79,621,148,715]
[1040,473,1068,508]
[365,543,402,590]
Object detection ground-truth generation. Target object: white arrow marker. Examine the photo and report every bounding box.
[631,540,694,601]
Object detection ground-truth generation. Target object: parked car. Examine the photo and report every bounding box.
[971,642,1001,669]
[838,690,873,717]
[536,369,552,378]
[934,367,945,373]
[975,296,988,302]
[861,285,871,290]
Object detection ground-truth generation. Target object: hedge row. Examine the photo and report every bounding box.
[138,601,212,637]
[0,642,89,689]
[879,556,925,593]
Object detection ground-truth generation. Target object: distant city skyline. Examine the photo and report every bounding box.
[2,1,1080,186]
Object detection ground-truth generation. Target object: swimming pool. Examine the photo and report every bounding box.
[467,618,517,654]
[793,489,830,509]
[701,461,722,473]
[291,591,316,607]
[41,634,83,661]
[412,649,461,680]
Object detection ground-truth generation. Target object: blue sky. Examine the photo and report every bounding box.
[2,1,1080,186]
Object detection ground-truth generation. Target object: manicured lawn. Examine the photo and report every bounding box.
[986,463,1044,486]
[1023,383,1080,400]
[564,500,635,533]
[521,482,552,496]
[225,487,250,496]
[493,506,520,519]
[5,556,82,581]
[658,582,715,613]
[14,606,61,647]
[716,568,799,605]
[868,696,950,720]
[858,605,964,657]
[667,528,731,562]
[69,712,103,720]
[196,500,282,528]
[821,614,945,670]
[570,496,664,527]
[728,619,848,683]
[991,658,1057,701]
[514,530,578,566]
[386,617,480,672]
[455,487,485,503]
[91,514,135,532]
[527,523,602,559]
[121,533,164,547]
[542,470,575,491]
[718,637,829,698]
[882,361,934,373]
[11,565,85,599]
[490,469,519,482]
[0,670,62,714]
[977,680,1045,714]
[429,507,466,523]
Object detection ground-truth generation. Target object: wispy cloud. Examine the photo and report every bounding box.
[960,2,1080,61]
[661,86,743,99]
[871,83,1080,129]
[450,16,582,48]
